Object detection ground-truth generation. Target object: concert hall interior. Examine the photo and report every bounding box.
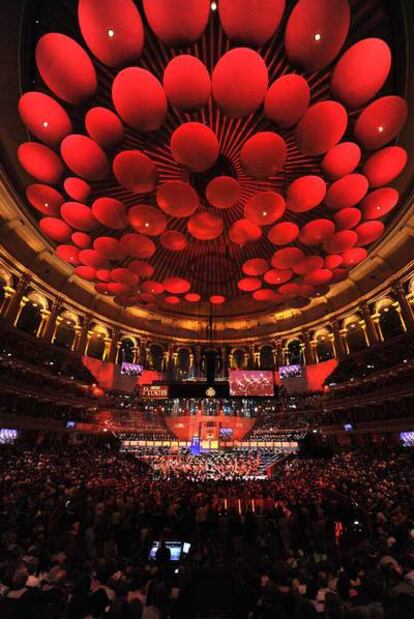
[1,1,414,618]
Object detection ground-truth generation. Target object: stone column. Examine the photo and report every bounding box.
[77,315,93,356]
[393,283,414,331]
[274,340,284,366]
[4,274,31,325]
[108,327,120,363]
[103,337,112,361]
[303,331,315,365]
[42,298,63,342]
[360,302,379,345]
[37,307,51,338]
[332,319,345,357]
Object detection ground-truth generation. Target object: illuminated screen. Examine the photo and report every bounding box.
[229,370,274,396]
[279,364,303,379]
[120,362,143,376]
[148,541,184,562]
[400,432,414,447]
[0,429,19,444]
[220,428,233,439]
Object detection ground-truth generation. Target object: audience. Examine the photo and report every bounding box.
[1,444,414,618]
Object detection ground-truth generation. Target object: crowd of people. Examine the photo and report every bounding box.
[1,443,414,618]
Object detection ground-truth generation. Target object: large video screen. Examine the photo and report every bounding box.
[229,370,274,397]
[120,362,143,377]
[279,364,303,379]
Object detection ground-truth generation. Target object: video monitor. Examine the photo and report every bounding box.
[219,428,233,439]
[66,421,76,430]
[120,362,143,377]
[229,370,274,396]
[148,541,191,562]
[0,429,19,444]
[279,364,303,379]
[344,423,353,432]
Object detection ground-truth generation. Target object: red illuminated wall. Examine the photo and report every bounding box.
[165,414,256,441]
[275,359,338,393]
[82,356,163,392]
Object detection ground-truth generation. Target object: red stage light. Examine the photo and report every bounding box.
[252,289,279,302]
[271,247,304,269]
[112,67,167,131]
[157,181,199,217]
[286,176,326,213]
[64,178,91,202]
[171,122,220,172]
[324,230,358,254]
[188,212,224,240]
[242,258,269,276]
[342,247,368,267]
[78,0,144,68]
[162,277,191,294]
[238,277,262,292]
[61,202,97,231]
[74,265,96,281]
[26,184,64,216]
[210,295,225,304]
[361,188,399,220]
[362,146,407,188]
[206,176,241,209]
[71,232,92,249]
[61,134,109,181]
[268,222,299,245]
[92,197,127,230]
[218,0,285,46]
[143,0,210,46]
[185,293,201,302]
[163,55,210,111]
[331,38,391,109]
[212,48,268,118]
[302,268,333,286]
[128,205,167,236]
[120,233,156,258]
[56,244,80,265]
[85,107,124,148]
[298,219,335,246]
[244,191,285,226]
[321,142,361,180]
[296,101,348,156]
[93,237,125,260]
[18,92,72,147]
[325,174,369,210]
[128,261,154,278]
[354,96,408,150]
[228,219,262,244]
[264,269,292,285]
[285,0,350,72]
[142,281,164,295]
[164,295,180,305]
[78,249,109,269]
[334,208,362,231]
[293,256,324,275]
[355,220,385,246]
[113,150,157,194]
[36,33,97,104]
[18,142,64,184]
[160,230,188,251]
[264,74,310,127]
[240,132,287,179]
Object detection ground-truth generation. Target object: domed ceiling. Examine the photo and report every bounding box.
[4,0,412,320]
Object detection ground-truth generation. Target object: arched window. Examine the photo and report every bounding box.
[315,330,335,361]
[149,344,164,371]
[87,325,109,360]
[378,303,404,340]
[260,345,274,370]
[17,299,42,335]
[286,339,303,365]
[232,348,246,369]
[117,338,135,363]
[344,317,367,353]
[177,348,190,379]
[54,315,76,350]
